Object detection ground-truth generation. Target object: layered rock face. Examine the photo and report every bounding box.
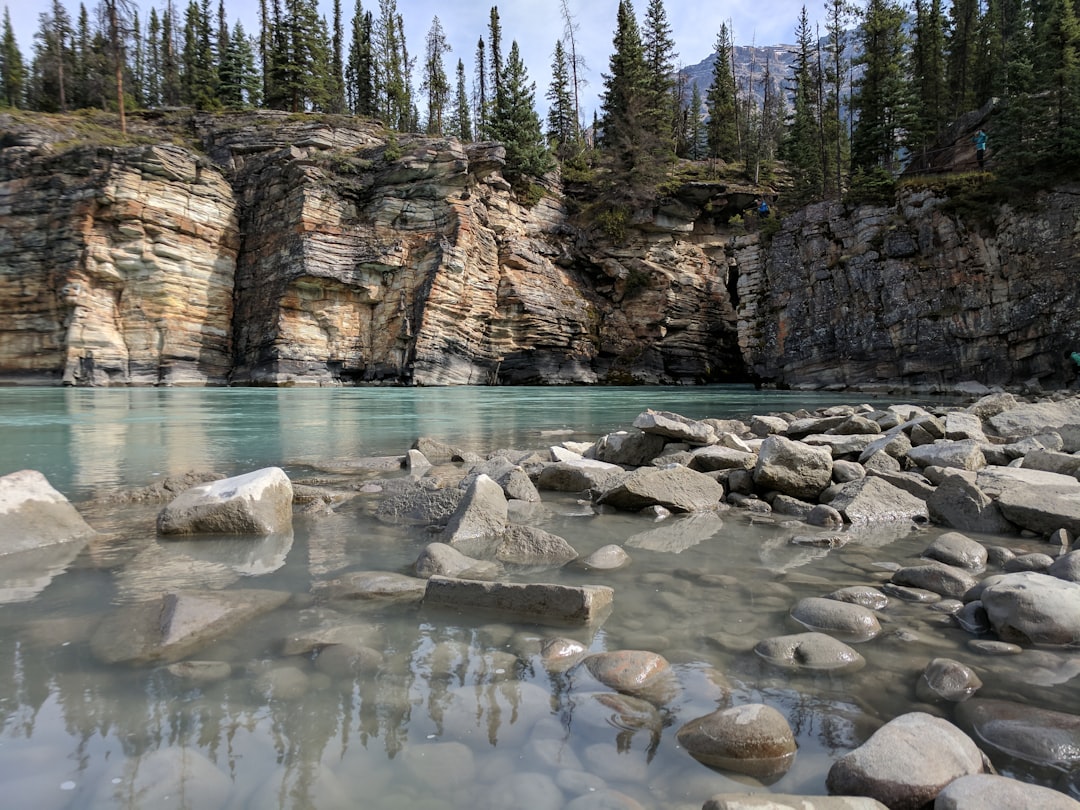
[1,111,1077,388]
[0,124,238,385]
[737,187,1080,390]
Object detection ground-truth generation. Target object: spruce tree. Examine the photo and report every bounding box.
[145,7,161,106]
[705,24,738,162]
[161,1,181,106]
[850,0,910,173]
[489,40,551,187]
[345,2,374,115]
[487,7,503,113]
[946,0,980,117]
[908,0,947,158]
[782,7,823,198]
[824,0,852,195]
[641,0,676,155]
[30,0,72,112]
[450,57,472,141]
[0,7,23,108]
[473,36,487,136]
[328,0,345,113]
[420,16,450,135]
[546,38,576,158]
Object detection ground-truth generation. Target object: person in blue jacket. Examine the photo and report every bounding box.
[972,130,988,169]
[756,197,770,218]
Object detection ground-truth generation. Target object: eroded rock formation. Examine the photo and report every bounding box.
[1,111,1077,388]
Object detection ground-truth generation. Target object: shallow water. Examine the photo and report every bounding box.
[1,386,1077,809]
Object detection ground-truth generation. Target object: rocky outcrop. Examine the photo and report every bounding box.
[736,188,1080,391]
[2,111,1078,388]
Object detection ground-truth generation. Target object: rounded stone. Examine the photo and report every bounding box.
[790,596,882,642]
[915,657,983,703]
[935,773,1080,810]
[956,698,1080,771]
[923,532,988,571]
[826,586,889,610]
[754,632,866,673]
[578,544,632,571]
[580,650,677,705]
[676,703,797,780]
[826,712,985,810]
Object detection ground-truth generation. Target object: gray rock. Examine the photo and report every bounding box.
[753,435,834,500]
[90,588,290,664]
[826,586,889,610]
[956,698,1080,772]
[954,601,991,634]
[314,643,384,678]
[790,596,882,641]
[935,773,1080,810]
[423,576,613,624]
[578,544,631,570]
[156,467,294,536]
[374,481,464,525]
[916,657,983,702]
[1022,448,1080,479]
[535,459,622,493]
[858,431,913,464]
[0,469,97,555]
[771,494,818,520]
[868,469,935,500]
[751,414,790,436]
[414,542,499,580]
[833,460,867,483]
[980,571,1080,644]
[945,412,988,442]
[907,440,987,471]
[924,532,989,570]
[165,660,232,683]
[1049,550,1080,582]
[496,525,578,566]
[829,476,930,526]
[593,430,666,466]
[633,409,716,445]
[892,562,979,599]
[463,458,541,503]
[676,703,797,780]
[412,436,467,463]
[405,448,432,472]
[280,621,384,656]
[833,415,883,435]
[862,450,903,474]
[442,474,508,547]
[988,398,1080,450]
[808,503,845,528]
[927,474,1016,534]
[1004,552,1054,572]
[92,746,232,808]
[803,433,878,457]
[688,445,756,472]
[966,392,1018,420]
[596,465,724,513]
[754,631,866,673]
[995,479,1080,536]
[705,796,888,810]
[787,415,850,439]
[825,712,986,810]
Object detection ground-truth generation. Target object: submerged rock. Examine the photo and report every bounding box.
[423,576,613,624]
[676,703,797,781]
[754,631,866,673]
[934,773,1080,810]
[956,698,1080,772]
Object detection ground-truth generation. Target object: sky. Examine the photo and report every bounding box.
[7,0,809,120]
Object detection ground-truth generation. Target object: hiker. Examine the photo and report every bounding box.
[972,130,988,169]
[756,197,770,219]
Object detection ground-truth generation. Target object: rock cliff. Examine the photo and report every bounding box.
[0,110,1077,389]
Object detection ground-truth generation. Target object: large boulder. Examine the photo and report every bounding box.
[994,479,1080,536]
[753,435,834,500]
[462,458,541,503]
[535,459,622,493]
[596,465,724,512]
[923,532,988,571]
[592,430,666,466]
[979,571,1080,645]
[495,525,578,566]
[825,712,986,810]
[926,475,1016,534]
[441,474,508,549]
[90,588,290,664]
[157,467,293,536]
[891,562,979,599]
[676,703,797,780]
[829,476,930,526]
[0,469,97,552]
[907,440,987,471]
[988,398,1080,451]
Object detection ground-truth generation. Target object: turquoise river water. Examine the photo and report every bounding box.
[0,386,1075,809]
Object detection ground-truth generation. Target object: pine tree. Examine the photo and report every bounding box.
[473,36,487,136]
[705,24,738,162]
[345,2,374,115]
[373,0,411,128]
[161,1,181,106]
[131,11,144,106]
[489,40,551,186]
[30,0,72,112]
[824,0,852,195]
[449,58,472,140]
[546,38,576,157]
[686,80,706,159]
[641,0,676,157]
[145,7,161,106]
[946,0,980,117]
[182,0,217,109]
[0,7,23,108]
[557,0,584,140]
[420,16,450,134]
[328,0,345,112]
[782,7,823,198]
[488,7,503,113]
[851,0,910,173]
[908,0,947,157]
[1033,0,1080,164]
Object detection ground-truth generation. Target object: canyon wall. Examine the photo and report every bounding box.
[0,111,1077,390]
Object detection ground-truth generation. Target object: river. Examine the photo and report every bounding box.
[0,385,1074,809]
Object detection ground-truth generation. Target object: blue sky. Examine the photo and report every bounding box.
[7,0,810,119]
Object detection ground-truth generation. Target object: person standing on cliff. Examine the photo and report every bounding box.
[972,130,988,169]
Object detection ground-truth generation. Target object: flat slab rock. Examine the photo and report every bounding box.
[423,576,612,624]
[90,588,290,665]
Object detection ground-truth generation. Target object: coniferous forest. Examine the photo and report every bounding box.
[0,0,1078,206]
